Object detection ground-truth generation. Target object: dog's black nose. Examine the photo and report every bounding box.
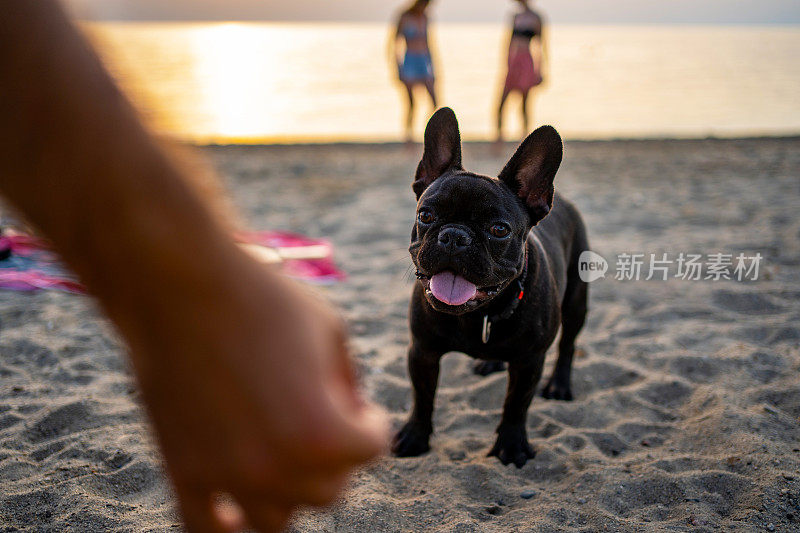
[437,227,472,253]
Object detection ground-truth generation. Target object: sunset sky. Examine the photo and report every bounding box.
[67,0,800,24]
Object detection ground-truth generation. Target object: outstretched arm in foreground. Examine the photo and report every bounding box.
[0,2,387,532]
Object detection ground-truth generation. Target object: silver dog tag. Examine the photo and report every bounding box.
[482,315,491,344]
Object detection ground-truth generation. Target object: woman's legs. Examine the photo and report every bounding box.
[424,78,437,108]
[496,86,512,144]
[403,79,435,144]
[403,82,415,143]
[521,88,534,138]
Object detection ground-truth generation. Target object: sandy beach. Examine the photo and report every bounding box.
[1,137,799,531]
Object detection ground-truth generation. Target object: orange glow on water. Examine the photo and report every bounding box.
[86,22,800,143]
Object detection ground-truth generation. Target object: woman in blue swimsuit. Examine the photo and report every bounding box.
[393,0,437,143]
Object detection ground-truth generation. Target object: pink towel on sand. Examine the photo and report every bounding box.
[0,231,345,294]
[238,231,346,284]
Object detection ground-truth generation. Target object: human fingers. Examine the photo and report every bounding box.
[318,315,390,462]
[225,455,351,508]
[330,315,360,403]
[312,388,390,468]
[236,498,294,532]
[210,494,249,532]
[173,480,229,533]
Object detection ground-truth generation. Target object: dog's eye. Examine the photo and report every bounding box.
[489,223,510,238]
[418,210,435,224]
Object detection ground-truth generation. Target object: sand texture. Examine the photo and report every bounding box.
[1,138,799,532]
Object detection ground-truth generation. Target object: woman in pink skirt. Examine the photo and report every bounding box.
[496,0,546,144]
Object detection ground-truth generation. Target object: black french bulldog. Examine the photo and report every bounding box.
[391,108,589,468]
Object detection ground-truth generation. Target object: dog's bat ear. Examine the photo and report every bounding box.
[413,107,463,199]
[498,125,563,225]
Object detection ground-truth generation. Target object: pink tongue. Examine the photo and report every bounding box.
[429,271,477,306]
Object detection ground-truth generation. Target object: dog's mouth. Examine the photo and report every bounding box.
[416,270,503,309]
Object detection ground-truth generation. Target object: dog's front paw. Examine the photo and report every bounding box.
[473,360,506,376]
[488,425,535,468]
[392,421,432,457]
[541,378,573,401]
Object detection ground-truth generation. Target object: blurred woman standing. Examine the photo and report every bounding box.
[496,0,546,144]
[392,0,437,143]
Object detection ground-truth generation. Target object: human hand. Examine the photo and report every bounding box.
[121,253,388,532]
[0,3,387,529]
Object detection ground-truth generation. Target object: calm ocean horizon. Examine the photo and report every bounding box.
[85,22,800,143]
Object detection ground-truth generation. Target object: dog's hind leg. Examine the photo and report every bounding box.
[542,261,588,401]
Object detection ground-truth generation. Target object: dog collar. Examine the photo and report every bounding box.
[482,249,529,344]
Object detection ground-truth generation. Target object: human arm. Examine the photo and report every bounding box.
[507,13,518,52]
[392,14,406,70]
[536,17,548,80]
[0,2,387,532]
